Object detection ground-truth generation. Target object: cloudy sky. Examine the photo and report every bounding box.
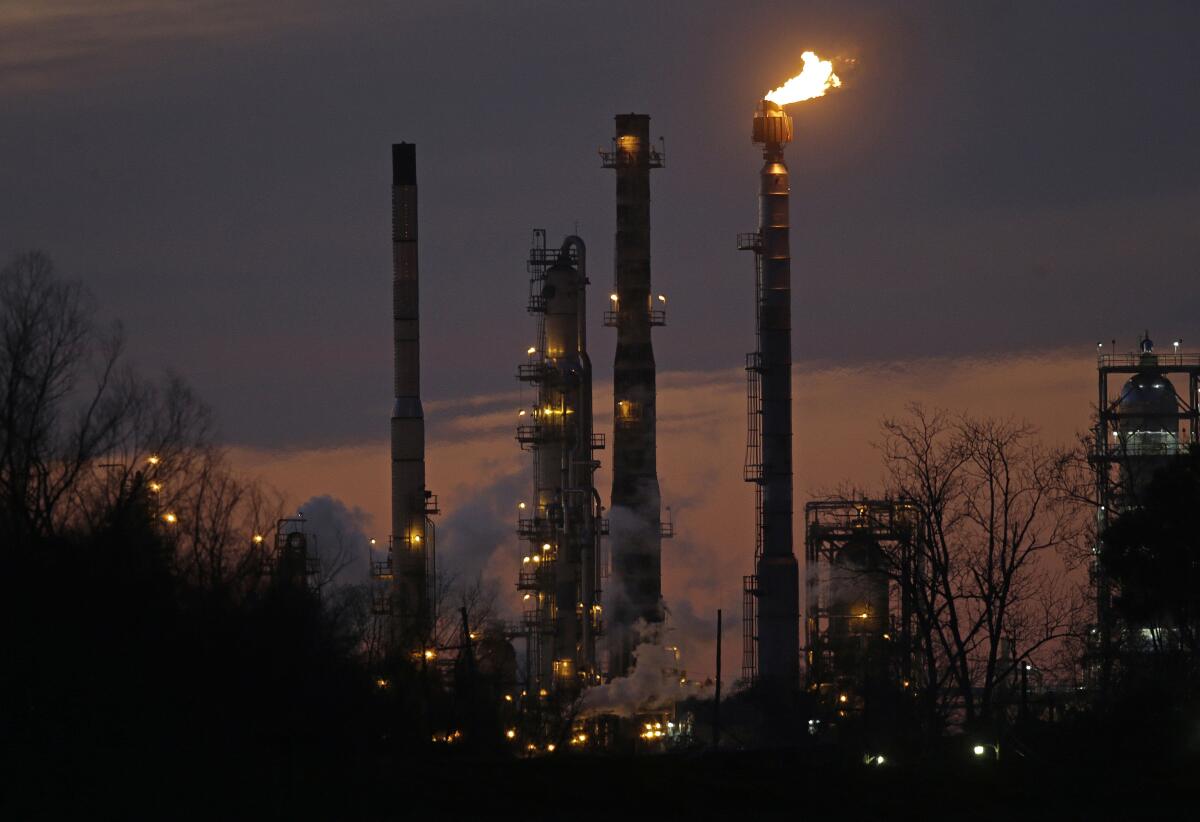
[4,0,1197,679]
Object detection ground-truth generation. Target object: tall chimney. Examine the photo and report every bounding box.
[391,143,433,647]
[747,101,799,689]
[603,114,666,677]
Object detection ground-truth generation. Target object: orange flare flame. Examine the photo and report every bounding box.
[764,51,841,105]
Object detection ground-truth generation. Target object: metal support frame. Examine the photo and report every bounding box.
[803,500,919,692]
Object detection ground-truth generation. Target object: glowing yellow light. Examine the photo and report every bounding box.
[504,694,513,702]
[148,481,162,493]
[546,744,556,752]
[252,534,264,544]
[162,512,177,524]
[538,688,548,698]
[527,346,536,355]
[424,649,436,660]
[375,678,389,689]
[838,694,848,703]
[542,543,551,552]
[411,534,422,544]
[369,537,377,545]
[657,294,666,302]
[531,555,540,563]
[610,293,618,302]
[519,409,526,416]
[522,556,530,564]
[506,729,516,739]
[523,594,531,601]
[518,502,526,509]
[764,51,841,105]
[146,455,160,466]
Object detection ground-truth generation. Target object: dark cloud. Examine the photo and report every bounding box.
[2,0,1197,453]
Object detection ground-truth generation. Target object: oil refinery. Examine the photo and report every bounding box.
[371,54,1200,755]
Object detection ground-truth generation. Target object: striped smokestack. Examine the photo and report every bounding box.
[391,142,434,647]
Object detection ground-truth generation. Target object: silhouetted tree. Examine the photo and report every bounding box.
[879,405,1086,730]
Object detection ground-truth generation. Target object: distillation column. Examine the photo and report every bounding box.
[390,142,435,648]
[517,234,604,694]
[603,114,666,677]
[751,102,800,689]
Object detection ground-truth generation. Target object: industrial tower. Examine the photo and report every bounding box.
[516,231,605,695]
[740,100,800,690]
[602,114,671,678]
[384,143,439,651]
[1090,334,1199,687]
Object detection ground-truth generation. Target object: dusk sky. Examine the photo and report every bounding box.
[4,1,1198,678]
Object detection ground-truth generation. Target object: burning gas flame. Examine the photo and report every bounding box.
[764,51,841,105]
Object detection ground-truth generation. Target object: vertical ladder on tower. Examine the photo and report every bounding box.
[742,574,758,683]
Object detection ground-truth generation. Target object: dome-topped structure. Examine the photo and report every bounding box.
[1117,371,1178,434]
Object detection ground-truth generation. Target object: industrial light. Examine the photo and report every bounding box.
[610,293,618,302]
[973,745,985,756]
[542,543,552,551]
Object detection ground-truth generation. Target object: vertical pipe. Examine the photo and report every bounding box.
[607,113,663,677]
[391,142,429,646]
[751,102,800,690]
[714,608,722,747]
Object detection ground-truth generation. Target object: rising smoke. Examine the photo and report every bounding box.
[297,494,372,585]
[580,621,712,718]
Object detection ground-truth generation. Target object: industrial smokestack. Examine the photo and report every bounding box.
[390,142,435,647]
[603,114,668,678]
[744,101,799,690]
